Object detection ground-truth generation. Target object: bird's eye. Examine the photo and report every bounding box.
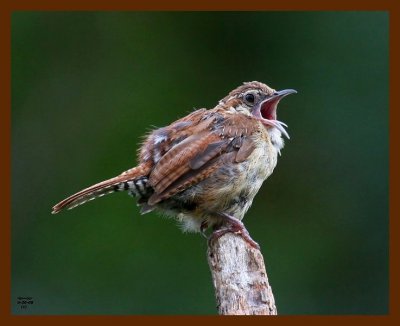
[244,93,255,105]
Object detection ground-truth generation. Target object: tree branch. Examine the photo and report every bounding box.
[207,233,277,315]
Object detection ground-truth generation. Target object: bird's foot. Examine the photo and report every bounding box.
[208,213,260,250]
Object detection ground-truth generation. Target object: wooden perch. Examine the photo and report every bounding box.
[207,233,277,315]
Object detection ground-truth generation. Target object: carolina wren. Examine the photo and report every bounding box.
[52,81,296,248]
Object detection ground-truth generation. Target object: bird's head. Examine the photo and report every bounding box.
[219,81,297,139]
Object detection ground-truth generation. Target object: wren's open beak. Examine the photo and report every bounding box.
[254,89,297,139]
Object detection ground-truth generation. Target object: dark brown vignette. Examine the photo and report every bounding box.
[2,1,398,326]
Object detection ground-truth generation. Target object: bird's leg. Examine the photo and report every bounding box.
[208,212,260,250]
[200,220,209,239]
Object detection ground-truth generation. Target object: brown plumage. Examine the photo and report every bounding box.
[52,81,296,248]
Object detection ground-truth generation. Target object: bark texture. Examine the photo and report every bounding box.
[207,233,277,315]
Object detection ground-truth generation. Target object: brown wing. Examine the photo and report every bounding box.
[145,109,260,205]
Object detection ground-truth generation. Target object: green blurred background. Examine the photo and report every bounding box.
[11,12,388,315]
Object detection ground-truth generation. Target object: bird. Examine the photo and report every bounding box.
[52,81,296,249]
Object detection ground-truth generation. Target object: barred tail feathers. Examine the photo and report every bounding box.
[51,165,149,214]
